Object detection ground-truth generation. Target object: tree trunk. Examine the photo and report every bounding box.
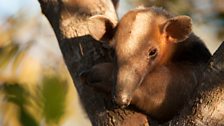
[37,0,224,125]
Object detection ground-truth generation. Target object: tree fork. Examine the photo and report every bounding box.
[38,0,149,126]
[38,0,224,125]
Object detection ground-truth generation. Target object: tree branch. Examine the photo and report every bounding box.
[38,0,149,126]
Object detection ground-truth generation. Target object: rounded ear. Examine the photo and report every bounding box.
[162,16,192,43]
[88,15,116,42]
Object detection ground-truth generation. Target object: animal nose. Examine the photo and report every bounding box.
[113,93,131,108]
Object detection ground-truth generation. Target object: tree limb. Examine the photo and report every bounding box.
[38,0,149,125]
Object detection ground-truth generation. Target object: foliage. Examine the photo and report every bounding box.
[0,74,68,126]
[0,41,32,71]
[39,75,68,124]
[0,10,69,126]
[0,84,39,126]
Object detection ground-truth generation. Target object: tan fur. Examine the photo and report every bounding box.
[83,7,211,122]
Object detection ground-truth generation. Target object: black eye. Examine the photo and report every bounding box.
[148,48,157,58]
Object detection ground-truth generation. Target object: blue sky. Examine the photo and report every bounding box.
[0,0,40,23]
[0,0,131,23]
[0,0,132,24]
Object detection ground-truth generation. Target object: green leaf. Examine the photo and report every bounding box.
[40,75,68,123]
[1,84,27,106]
[20,106,39,126]
[0,83,39,126]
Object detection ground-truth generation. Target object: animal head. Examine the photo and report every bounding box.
[88,7,192,107]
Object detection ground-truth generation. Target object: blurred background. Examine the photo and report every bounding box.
[0,0,223,126]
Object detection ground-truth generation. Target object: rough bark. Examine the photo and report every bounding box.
[37,0,224,126]
[38,0,149,126]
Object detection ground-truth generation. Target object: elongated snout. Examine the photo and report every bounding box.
[113,91,132,108]
[113,68,141,108]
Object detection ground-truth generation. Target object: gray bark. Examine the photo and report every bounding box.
[38,0,224,125]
